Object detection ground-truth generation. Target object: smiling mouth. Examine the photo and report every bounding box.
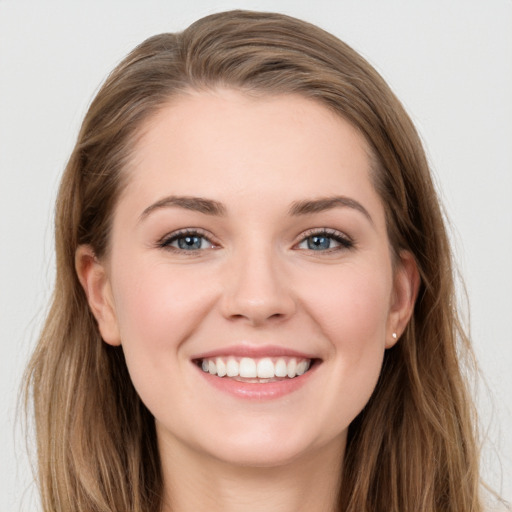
[195,356,317,382]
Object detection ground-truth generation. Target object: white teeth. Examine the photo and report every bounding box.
[275,358,288,377]
[239,357,257,378]
[226,358,239,377]
[216,357,226,377]
[257,358,274,378]
[296,360,308,375]
[199,356,313,379]
[287,358,297,378]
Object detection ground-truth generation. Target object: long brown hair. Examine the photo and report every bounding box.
[25,10,482,511]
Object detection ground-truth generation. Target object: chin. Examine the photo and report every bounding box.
[209,440,315,468]
[196,420,345,469]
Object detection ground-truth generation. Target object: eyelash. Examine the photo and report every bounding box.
[156,228,354,253]
[295,228,354,253]
[157,228,217,253]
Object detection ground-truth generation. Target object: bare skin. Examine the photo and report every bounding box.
[159,431,343,512]
[76,89,418,511]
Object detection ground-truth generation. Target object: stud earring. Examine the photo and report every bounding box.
[392,332,397,340]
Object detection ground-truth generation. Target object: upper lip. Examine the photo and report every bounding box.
[192,344,318,360]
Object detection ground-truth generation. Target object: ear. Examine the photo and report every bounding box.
[386,250,420,348]
[75,245,121,346]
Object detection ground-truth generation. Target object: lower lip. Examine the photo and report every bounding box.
[195,363,318,400]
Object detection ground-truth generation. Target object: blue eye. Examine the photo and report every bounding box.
[297,230,353,252]
[175,235,206,250]
[159,230,214,252]
[307,235,333,250]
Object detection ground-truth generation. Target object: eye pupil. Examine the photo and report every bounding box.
[178,236,202,250]
[308,235,330,250]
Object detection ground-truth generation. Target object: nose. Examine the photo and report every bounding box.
[220,247,297,326]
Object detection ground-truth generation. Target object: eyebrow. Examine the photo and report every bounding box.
[139,195,226,221]
[139,194,373,225]
[289,196,374,224]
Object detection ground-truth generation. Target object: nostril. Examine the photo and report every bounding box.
[268,312,286,320]
[221,293,297,325]
[227,310,290,326]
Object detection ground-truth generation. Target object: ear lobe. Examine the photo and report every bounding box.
[75,245,121,346]
[386,250,420,348]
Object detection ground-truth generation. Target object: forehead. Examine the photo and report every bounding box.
[122,89,383,220]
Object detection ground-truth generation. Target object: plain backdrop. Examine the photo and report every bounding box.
[1,1,511,510]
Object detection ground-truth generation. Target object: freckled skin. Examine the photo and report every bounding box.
[88,90,415,473]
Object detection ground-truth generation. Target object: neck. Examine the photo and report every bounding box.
[158,434,345,512]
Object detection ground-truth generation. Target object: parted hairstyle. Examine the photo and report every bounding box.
[25,9,482,512]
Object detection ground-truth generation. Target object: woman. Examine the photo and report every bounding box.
[25,10,483,511]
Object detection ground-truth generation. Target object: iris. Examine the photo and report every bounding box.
[177,235,203,250]
[307,235,332,250]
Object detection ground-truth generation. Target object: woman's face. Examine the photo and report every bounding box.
[79,89,417,467]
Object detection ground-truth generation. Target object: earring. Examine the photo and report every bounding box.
[392,332,397,340]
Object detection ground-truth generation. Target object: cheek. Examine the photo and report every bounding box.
[301,262,392,346]
[108,261,218,417]
[297,262,392,424]
[109,260,216,382]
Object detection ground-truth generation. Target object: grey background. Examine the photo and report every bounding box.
[1,1,511,510]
